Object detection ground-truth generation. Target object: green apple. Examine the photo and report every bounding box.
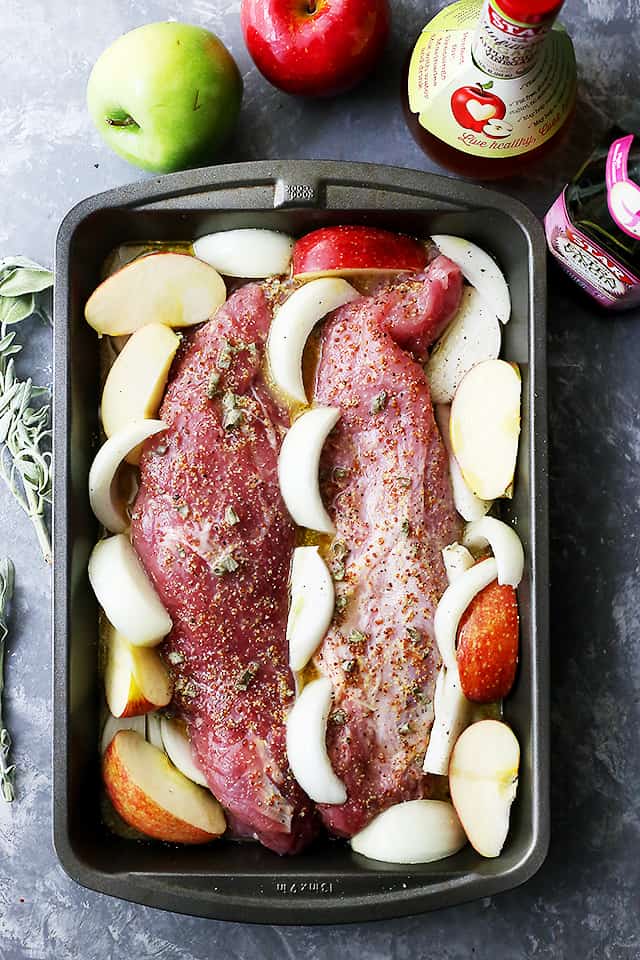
[87,22,243,173]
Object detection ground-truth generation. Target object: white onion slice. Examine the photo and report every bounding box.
[194,229,294,279]
[431,235,511,324]
[435,404,492,523]
[351,799,466,864]
[442,543,475,584]
[145,712,164,750]
[278,407,340,534]
[267,278,359,403]
[287,547,335,672]
[161,716,208,787]
[434,558,498,670]
[100,713,145,755]
[89,419,167,533]
[88,535,172,647]
[423,663,471,775]
[286,677,346,805]
[463,516,524,588]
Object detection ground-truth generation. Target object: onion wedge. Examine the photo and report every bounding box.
[89,419,166,533]
[286,677,346,805]
[463,517,524,588]
[434,558,498,670]
[287,547,335,672]
[351,799,466,864]
[278,407,340,533]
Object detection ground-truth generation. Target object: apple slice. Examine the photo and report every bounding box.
[194,229,294,278]
[450,360,521,501]
[100,713,145,755]
[287,546,335,672]
[292,226,427,280]
[278,407,340,534]
[430,236,510,324]
[351,799,466,864]
[435,405,492,523]
[85,252,226,336]
[267,278,359,403]
[88,534,172,647]
[286,677,347,805]
[457,578,519,703]
[426,287,502,404]
[104,622,172,718]
[103,730,226,844]
[101,323,179,461]
[160,716,208,787]
[146,712,164,750]
[89,419,167,532]
[449,720,520,858]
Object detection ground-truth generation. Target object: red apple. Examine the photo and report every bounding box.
[241,0,391,98]
[292,226,427,279]
[450,83,506,134]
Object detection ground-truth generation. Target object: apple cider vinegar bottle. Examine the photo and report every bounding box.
[404,0,576,179]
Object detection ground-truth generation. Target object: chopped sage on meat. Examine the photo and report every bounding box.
[342,658,357,674]
[330,709,347,726]
[401,518,410,536]
[167,650,185,666]
[176,503,189,519]
[334,593,349,614]
[217,339,233,370]
[206,370,221,399]
[332,466,349,482]
[407,626,421,643]
[370,390,388,415]
[332,562,345,582]
[332,539,348,560]
[224,505,240,526]
[398,722,411,736]
[221,391,244,430]
[236,661,259,691]
[349,629,367,645]
[212,552,240,576]
[397,476,411,489]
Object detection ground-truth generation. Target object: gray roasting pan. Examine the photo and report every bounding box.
[53,160,549,924]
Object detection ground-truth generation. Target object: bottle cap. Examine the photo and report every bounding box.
[495,0,564,24]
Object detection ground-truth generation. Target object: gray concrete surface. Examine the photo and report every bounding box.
[1,0,639,957]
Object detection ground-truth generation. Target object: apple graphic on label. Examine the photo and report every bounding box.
[87,22,243,173]
[241,0,391,98]
[451,82,506,134]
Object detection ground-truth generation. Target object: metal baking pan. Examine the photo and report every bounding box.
[53,160,549,924]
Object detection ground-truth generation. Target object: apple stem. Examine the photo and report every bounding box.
[307,0,317,11]
[106,115,137,128]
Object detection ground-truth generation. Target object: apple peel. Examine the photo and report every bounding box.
[194,229,294,279]
[434,557,498,670]
[287,546,335,672]
[463,516,524,588]
[267,278,359,404]
[431,235,510,324]
[278,406,340,534]
[89,419,167,533]
[351,799,466,864]
[286,677,347,805]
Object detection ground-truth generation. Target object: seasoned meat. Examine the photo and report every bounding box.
[312,265,462,837]
[131,284,317,855]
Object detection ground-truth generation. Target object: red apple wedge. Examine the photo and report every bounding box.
[456,579,519,703]
[103,731,226,844]
[104,623,173,718]
[449,720,519,858]
[85,252,226,336]
[292,226,427,280]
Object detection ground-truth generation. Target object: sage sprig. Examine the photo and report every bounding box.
[0,558,15,802]
[0,257,54,562]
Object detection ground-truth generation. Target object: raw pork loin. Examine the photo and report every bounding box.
[130,252,462,852]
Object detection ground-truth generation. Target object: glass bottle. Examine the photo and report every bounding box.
[404,0,577,179]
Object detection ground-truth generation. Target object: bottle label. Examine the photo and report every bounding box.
[606,134,640,240]
[472,0,555,79]
[408,0,576,159]
[545,189,640,309]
